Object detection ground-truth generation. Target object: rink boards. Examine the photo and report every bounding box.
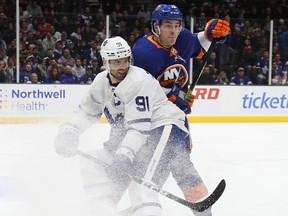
[1,84,288,123]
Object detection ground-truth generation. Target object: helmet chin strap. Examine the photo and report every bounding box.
[152,24,180,49]
[153,27,172,49]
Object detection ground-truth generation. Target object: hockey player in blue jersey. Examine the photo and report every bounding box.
[54,36,218,216]
[132,4,230,216]
[133,4,230,114]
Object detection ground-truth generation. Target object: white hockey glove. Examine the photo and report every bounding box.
[105,149,135,190]
[54,124,80,158]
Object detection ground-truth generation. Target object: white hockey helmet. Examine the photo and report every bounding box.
[100,36,131,61]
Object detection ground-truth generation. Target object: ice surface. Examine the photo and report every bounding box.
[1,122,288,216]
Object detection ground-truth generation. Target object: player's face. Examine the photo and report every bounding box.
[159,20,181,46]
[109,57,130,82]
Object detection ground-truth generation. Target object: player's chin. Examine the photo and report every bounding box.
[117,72,127,80]
[167,38,177,45]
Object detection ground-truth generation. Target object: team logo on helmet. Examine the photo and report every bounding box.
[155,5,161,11]
[102,39,108,46]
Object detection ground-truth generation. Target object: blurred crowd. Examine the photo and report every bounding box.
[0,0,288,85]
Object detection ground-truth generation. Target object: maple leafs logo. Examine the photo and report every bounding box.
[104,106,124,126]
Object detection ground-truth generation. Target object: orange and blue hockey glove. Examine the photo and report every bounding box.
[205,19,230,43]
[167,83,193,114]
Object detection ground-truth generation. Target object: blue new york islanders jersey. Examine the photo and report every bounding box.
[132,29,208,92]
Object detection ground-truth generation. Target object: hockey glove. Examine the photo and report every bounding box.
[205,19,230,43]
[167,83,193,114]
[106,153,135,190]
[54,124,80,158]
[185,93,195,107]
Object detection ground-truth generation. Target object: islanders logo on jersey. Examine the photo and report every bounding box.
[157,64,189,88]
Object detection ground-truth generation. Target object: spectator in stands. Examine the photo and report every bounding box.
[35,58,47,83]
[70,26,82,44]
[81,58,88,69]
[5,57,16,82]
[43,48,55,67]
[26,46,42,64]
[277,18,288,34]
[255,50,269,85]
[43,1,58,23]
[6,39,16,58]
[82,25,96,43]
[198,66,217,85]
[90,57,100,75]
[214,71,230,85]
[271,60,286,85]
[42,32,55,51]
[58,48,75,66]
[60,31,69,47]
[83,7,96,27]
[65,39,77,59]
[195,12,207,32]
[0,47,8,63]
[49,25,61,42]
[2,22,15,45]
[84,41,101,62]
[61,64,78,84]
[24,30,36,48]
[137,3,150,22]
[0,66,8,83]
[93,34,103,47]
[27,16,39,35]
[75,39,89,59]
[0,38,7,51]
[45,67,62,84]
[37,17,51,36]
[79,64,96,84]
[56,15,73,35]
[20,18,29,39]
[71,58,85,79]
[53,39,63,61]
[273,52,285,70]
[0,12,9,33]
[240,44,257,77]
[47,58,63,76]
[26,0,43,18]
[57,0,73,14]
[230,67,253,85]
[1,0,14,18]
[35,38,46,59]
[20,62,33,83]
[26,72,40,84]
[0,57,6,68]
[207,51,219,72]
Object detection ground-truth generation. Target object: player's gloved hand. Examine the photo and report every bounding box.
[205,19,230,43]
[54,124,80,157]
[167,83,192,114]
[185,93,195,107]
[106,153,135,190]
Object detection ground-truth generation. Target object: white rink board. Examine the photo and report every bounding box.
[1,84,288,122]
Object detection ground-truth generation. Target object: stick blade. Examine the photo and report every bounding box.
[189,179,226,212]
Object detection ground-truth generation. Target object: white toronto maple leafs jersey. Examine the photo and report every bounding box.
[70,65,188,152]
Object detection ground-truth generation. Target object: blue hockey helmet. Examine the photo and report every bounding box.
[151,4,182,21]
[151,4,183,34]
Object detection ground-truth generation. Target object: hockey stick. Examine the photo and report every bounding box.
[77,150,226,212]
[184,39,218,100]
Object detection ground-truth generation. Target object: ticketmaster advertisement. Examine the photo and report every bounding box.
[1,84,287,123]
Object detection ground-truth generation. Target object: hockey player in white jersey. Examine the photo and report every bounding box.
[54,36,208,216]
